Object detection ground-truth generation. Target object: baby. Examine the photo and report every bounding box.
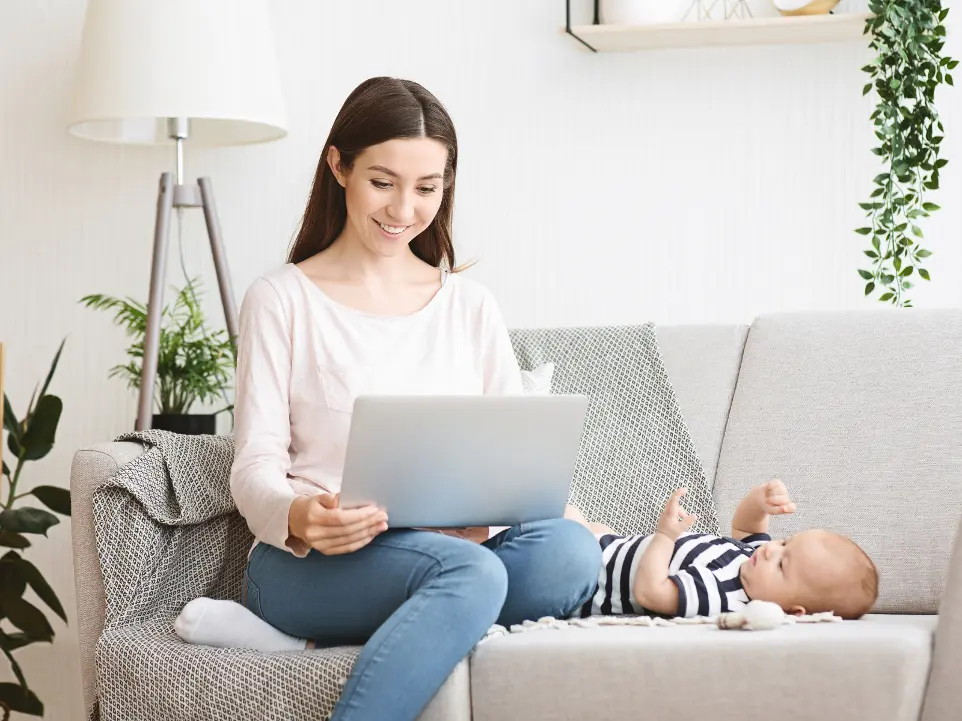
[565,479,878,621]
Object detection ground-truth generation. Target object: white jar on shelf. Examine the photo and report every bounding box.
[600,0,691,25]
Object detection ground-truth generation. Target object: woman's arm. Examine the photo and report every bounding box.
[230,278,308,556]
[479,289,524,396]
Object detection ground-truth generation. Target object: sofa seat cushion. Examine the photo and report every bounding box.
[470,615,934,721]
[94,623,471,721]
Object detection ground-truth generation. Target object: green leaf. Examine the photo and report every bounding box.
[879,293,894,301]
[864,250,879,259]
[0,531,30,549]
[923,202,941,212]
[3,393,18,439]
[36,338,65,402]
[0,683,43,716]
[0,630,35,652]
[920,268,931,280]
[900,266,914,277]
[858,269,874,280]
[855,227,873,235]
[0,551,26,600]
[1,459,10,478]
[918,249,933,258]
[873,237,881,253]
[912,226,924,238]
[0,508,60,536]
[0,596,53,641]
[10,556,66,622]
[30,486,70,516]
[20,394,62,461]
[865,282,876,296]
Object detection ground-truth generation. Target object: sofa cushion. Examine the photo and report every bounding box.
[656,324,749,489]
[510,324,719,536]
[96,623,470,721]
[712,310,962,613]
[470,615,934,721]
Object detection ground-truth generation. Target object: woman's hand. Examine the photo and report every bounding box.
[288,493,388,555]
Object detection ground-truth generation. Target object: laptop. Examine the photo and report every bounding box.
[337,394,590,528]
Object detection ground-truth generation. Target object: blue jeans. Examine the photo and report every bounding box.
[243,519,600,721]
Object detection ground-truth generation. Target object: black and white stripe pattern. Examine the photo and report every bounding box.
[580,532,771,619]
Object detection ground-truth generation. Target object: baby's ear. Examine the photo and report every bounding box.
[789,605,806,617]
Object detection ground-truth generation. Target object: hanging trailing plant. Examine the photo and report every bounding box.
[857,0,955,307]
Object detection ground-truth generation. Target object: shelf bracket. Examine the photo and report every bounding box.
[566,0,599,52]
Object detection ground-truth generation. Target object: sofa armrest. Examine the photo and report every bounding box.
[921,512,962,721]
[70,441,145,719]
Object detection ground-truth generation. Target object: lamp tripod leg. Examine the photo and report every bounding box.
[198,177,239,344]
[137,172,175,431]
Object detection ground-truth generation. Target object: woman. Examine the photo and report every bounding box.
[175,77,601,721]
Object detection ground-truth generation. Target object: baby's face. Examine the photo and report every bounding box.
[739,530,841,615]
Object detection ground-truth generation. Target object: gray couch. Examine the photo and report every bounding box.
[71,310,962,721]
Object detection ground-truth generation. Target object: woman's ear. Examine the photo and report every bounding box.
[327,146,346,187]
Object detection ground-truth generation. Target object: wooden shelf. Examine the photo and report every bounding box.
[566,12,872,52]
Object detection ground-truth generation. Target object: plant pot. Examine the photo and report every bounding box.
[773,0,840,16]
[600,0,690,25]
[151,413,217,436]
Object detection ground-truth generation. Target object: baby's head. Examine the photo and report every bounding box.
[739,529,878,620]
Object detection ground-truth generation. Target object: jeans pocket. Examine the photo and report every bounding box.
[243,569,265,619]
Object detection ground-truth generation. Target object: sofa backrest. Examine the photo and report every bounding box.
[656,324,749,489]
[712,310,962,614]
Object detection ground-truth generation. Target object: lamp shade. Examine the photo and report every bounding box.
[67,0,287,146]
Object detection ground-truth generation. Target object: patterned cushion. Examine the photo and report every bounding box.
[509,324,719,536]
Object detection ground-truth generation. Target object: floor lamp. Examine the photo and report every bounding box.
[66,0,288,431]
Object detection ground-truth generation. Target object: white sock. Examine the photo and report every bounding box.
[174,598,307,652]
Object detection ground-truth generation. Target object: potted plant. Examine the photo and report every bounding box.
[857,1,955,306]
[80,279,235,435]
[1,340,72,718]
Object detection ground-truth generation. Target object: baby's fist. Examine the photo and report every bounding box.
[657,488,698,541]
[759,479,796,516]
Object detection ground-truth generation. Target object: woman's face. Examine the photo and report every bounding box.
[329,137,448,259]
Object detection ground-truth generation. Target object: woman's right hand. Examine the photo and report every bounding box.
[288,493,388,555]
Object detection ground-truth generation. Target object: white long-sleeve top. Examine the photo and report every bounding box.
[230,263,524,556]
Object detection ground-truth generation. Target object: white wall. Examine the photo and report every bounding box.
[1,0,960,718]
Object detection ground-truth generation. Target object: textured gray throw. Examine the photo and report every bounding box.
[90,325,716,720]
[509,324,719,536]
[91,429,360,721]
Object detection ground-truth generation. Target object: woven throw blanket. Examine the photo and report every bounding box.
[509,324,720,536]
[91,429,361,721]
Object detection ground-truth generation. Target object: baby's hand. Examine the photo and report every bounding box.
[657,488,698,541]
[757,479,796,516]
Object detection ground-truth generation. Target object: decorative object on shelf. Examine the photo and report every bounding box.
[773,0,840,15]
[67,0,287,431]
[683,0,754,21]
[80,280,234,435]
[600,0,690,25]
[856,1,955,306]
[1,340,72,719]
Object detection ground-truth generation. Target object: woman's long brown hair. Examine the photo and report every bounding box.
[287,77,460,270]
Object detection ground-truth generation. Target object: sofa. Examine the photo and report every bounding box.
[71,310,962,721]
